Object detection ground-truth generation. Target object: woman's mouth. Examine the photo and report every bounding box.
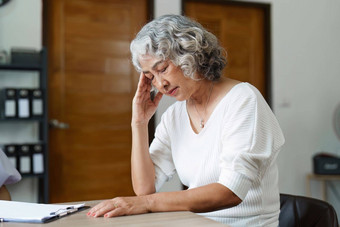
[167,87,178,96]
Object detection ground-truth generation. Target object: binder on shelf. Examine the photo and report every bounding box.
[31,89,44,117]
[4,145,18,169]
[17,89,30,118]
[1,88,17,118]
[18,144,31,174]
[31,144,44,174]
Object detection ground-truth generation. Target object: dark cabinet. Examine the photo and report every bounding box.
[0,48,49,203]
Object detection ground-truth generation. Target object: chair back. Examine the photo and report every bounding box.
[279,193,338,227]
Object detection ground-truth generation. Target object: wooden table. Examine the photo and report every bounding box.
[0,200,227,227]
[306,173,340,201]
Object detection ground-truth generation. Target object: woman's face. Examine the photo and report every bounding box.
[138,55,197,101]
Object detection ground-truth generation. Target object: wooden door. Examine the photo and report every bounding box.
[45,0,149,203]
[184,1,270,100]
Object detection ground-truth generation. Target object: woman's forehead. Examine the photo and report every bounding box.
[138,54,161,62]
[138,55,166,70]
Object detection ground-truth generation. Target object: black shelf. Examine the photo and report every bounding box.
[0,63,42,71]
[0,117,44,122]
[21,173,45,178]
[0,48,49,203]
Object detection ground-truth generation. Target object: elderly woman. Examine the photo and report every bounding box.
[0,149,21,200]
[88,14,284,226]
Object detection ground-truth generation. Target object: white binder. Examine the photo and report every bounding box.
[0,201,85,223]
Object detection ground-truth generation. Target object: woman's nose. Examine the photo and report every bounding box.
[153,76,169,92]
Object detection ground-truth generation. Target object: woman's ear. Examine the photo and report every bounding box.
[0,185,11,200]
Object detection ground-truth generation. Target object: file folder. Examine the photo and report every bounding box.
[4,145,18,169]
[17,89,30,118]
[31,89,44,116]
[0,200,85,223]
[1,88,17,118]
[18,144,31,174]
[32,144,44,174]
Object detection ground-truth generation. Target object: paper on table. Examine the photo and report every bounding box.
[0,200,85,223]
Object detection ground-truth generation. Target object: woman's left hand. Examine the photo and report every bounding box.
[87,196,150,218]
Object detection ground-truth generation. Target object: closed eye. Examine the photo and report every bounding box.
[159,65,168,73]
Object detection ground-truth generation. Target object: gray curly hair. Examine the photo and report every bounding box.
[130,14,227,81]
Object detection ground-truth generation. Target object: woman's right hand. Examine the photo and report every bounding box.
[132,72,163,126]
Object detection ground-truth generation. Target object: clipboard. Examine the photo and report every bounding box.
[0,200,86,223]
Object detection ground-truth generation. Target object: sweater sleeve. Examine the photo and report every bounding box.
[218,86,284,200]
[149,110,176,192]
[0,149,21,186]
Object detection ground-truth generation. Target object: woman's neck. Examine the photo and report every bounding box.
[189,80,214,106]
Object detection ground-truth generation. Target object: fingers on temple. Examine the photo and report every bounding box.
[138,73,152,91]
[137,72,146,87]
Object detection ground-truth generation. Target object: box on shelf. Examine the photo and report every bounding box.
[10,48,40,65]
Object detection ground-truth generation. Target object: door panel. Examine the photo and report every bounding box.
[185,1,269,99]
[46,0,149,202]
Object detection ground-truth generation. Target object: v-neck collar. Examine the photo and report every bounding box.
[184,82,246,135]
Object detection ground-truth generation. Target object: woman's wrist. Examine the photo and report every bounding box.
[131,119,149,128]
[143,194,154,213]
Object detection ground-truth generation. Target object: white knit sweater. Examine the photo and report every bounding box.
[149,83,285,227]
[0,149,21,186]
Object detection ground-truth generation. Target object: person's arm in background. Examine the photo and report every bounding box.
[0,185,11,200]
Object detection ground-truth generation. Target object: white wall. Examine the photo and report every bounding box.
[0,0,41,51]
[269,0,340,186]
[0,0,42,202]
[270,0,340,216]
